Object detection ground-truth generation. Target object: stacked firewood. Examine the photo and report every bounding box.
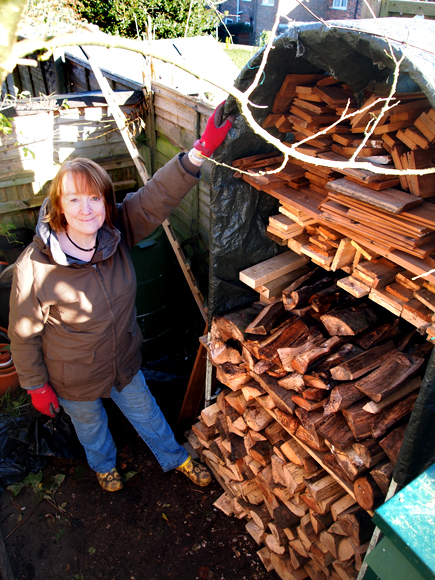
[232,72,435,338]
[187,275,431,580]
[239,226,435,338]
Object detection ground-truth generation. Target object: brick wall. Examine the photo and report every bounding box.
[219,0,364,46]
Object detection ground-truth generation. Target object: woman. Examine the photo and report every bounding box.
[9,102,235,492]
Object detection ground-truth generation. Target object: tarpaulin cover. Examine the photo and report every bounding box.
[209,18,435,485]
[0,411,79,494]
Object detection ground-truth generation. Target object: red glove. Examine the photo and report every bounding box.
[30,383,60,417]
[194,101,236,157]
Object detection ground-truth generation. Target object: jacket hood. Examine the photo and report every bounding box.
[35,197,121,266]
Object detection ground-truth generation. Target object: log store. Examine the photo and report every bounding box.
[186,18,435,580]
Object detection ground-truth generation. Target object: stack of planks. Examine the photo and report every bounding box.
[238,226,435,335]
[233,71,435,339]
[187,280,431,580]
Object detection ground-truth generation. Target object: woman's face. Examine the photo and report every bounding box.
[61,171,106,238]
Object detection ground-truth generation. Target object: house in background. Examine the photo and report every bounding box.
[219,0,374,45]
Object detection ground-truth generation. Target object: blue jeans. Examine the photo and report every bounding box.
[58,370,188,474]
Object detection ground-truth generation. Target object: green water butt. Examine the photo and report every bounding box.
[130,225,179,355]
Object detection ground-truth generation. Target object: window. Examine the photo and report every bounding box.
[224,17,233,23]
[261,0,274,6]
[332,0,348,9]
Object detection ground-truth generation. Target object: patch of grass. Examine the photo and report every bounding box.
[224,46,258,70]
[0,388,31,416]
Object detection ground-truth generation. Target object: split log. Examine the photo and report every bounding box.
[379,424,407,465]
[304,472,344,503]
[370,459,395,495]
[362,376,421,414]
[354,353,424,403]
[249,503,273,530]
[351,541,369,572]
[305,344,365,391]
[295,408,326,431]
[283,277,335,310]
[310,510,334,535]
[250,371,297,415]
[275,408,301,434]
[243,402,275,432]
[319,530,342,559]
[225,390,249,415]
[278,373,306,392]
[337,537,355,562]
[280,438,320,473]
[337,505,375,545]
[265,421,288,445]
[311,539,334,568]
[207,340,244,365]
[330,494,357,522]
[282,462,309,495]
[309,284,343,314]
[332,559,358,580]
[320,304,377,336]
[303,388,326,402]
[257,546,274,572]
[352,438,386,469]
[211,303,264,343]
[200,402,220,427]
[317,414,356,451]
[217,388,236,414]
[353,474,384,510]
[329,341,397,381]
[256,465,281,513]
[291,395,326,412]
[370,391,418,439]
[230,434,248,462]
[270,552,307,580]
[249,440,274,466]
[273,504,301,529]
[216,362,252,390]
[292,336,344,374]
[254,317,311,361]
[246,520,266,544]
[323,383,364,416]
[296,424,328,452]
[304,560,328,580]
[322,453,353,485]
[354,318,401,350]
[289,546,308,570]
[271,453,288,486]
[213,492,234,516]
[277,329,325,371]
[245,301,286,335]
[342,400,376,441]
[242,380,266,400]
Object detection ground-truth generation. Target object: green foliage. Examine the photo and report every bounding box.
[18,0,87,37]
[0,222,22,244]
[74,0,218,39]
[7,469,66,507]
[0,113,12,136]
[0,387,30,417]
[258,29,272,47]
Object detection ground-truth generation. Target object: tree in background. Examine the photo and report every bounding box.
[72,0,219,39]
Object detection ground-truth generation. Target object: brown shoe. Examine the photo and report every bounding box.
[96,467,124,492]
[175,455,212,487]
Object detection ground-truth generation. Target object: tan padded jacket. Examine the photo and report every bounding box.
[9,155,199,401]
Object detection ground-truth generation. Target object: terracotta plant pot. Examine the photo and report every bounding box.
[0,335,19,395]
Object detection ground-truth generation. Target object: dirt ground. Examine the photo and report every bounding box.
[0,404,278,580]
[0,286,279,580]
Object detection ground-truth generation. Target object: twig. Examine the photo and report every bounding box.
[3,511,34,541]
